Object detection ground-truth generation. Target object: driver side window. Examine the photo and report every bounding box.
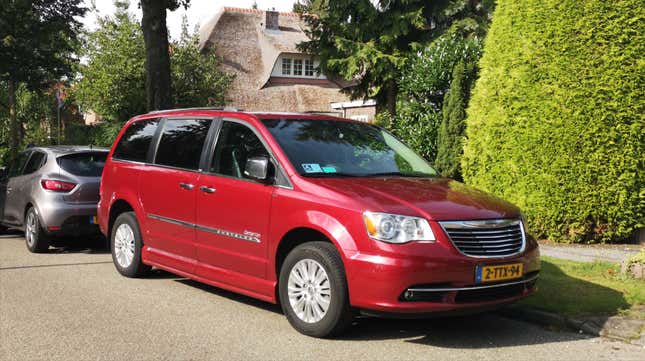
[210,121,269,179]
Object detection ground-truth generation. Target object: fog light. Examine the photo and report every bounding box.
[404,290,414,300]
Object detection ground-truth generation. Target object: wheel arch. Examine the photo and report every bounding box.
[107,199,135,240]
[274,227,335,283]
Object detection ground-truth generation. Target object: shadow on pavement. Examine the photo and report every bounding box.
[48,234,110,254]
[174,278,283,315]
[339,313,590,347]
[174,277,592,349]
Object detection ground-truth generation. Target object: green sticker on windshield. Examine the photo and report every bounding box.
[322,166,337,173]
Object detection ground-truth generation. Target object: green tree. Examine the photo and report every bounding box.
[140,0,189,111]
[0,0,86,160]
[298,0,484,117]
[74,2,147,122]
[171,17,233,108]
[435,60,477,180]
[463,0,644,243]
[74,7,231,124]
[292,1,315,13]
[387,33,482,162]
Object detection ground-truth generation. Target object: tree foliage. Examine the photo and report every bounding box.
[435,60,477,180]
[0,0,86,159]
[0,83,54,162]
[74,3,147,123]
[385,10,485,163]
[74,6,232,126]
[298,0,483,116]
[463,0,645,243]
[171,17,233,108]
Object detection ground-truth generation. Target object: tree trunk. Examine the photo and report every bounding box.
[386,79,398,118]
[141,0,173,111]
[8,79,19,161]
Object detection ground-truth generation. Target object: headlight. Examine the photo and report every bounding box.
[362,212,435,244]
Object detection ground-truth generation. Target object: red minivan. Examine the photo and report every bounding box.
[98,108,540,337]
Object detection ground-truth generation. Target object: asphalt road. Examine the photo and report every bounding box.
[1,233,643,361]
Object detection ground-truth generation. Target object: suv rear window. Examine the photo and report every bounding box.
[57,152,108,177]
[113,118,160,162]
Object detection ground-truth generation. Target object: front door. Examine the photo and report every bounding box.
[1,151,31,225]
[195,119,274,284]
[139,118,213,274]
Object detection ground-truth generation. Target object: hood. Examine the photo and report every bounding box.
[308,177,520,221]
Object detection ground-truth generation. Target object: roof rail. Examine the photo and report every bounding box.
[147,106,242,114]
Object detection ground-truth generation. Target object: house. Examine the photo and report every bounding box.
[198,7,376,121]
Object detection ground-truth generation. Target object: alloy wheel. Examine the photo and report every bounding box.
[25,211,37,247]
[114,223,136,268]
[287,259,332,323]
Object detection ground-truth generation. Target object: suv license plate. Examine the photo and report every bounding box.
[476,263,523,283]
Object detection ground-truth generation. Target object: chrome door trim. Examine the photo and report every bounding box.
[147,213,261,243]
[194,224,260,243]
[147,213,194,229]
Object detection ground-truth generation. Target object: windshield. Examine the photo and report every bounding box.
[262,119,437,177]
[57,152,107,177]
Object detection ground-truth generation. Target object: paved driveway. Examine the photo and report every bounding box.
[1,234,642,360]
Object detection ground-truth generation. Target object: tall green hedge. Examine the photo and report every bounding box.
[463,0,644,243]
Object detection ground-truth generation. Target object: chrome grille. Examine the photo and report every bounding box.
[439,219,525,258]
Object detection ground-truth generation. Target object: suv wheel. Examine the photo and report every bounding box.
[278,242,354,338]
[25,207,49,253]
[111,212,151,277]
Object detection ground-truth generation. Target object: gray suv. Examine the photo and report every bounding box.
[0,146,108,252]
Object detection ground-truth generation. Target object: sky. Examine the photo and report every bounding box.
[82,0,297,40]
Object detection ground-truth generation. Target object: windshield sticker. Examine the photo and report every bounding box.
[302,163,323,173]
[322,166,337,173]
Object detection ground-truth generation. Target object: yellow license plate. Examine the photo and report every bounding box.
[90,216,97,224]
[476,263,523,283]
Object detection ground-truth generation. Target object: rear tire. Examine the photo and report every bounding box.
[110,212,151,278]
[278,242,354,338]
[24,207,49,253]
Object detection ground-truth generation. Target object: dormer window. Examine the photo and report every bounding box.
[274,55,324,80]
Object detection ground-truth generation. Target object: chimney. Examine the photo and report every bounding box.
[265,10,279,30]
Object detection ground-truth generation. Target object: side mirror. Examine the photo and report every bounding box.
[244,155,270,182]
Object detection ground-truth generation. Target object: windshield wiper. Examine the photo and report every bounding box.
[363,172,430,178]
[301,172,362,178]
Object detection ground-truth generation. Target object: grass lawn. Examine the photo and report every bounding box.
[518,256,645,318]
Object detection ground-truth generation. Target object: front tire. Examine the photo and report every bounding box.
[25,207,49,253]
[110,212,151,278]
[278,242,354,338]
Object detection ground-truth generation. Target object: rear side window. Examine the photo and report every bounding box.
[113,118,160,162]
[154,119,211,170]
[57,152,108,177]
[22,151,46,175]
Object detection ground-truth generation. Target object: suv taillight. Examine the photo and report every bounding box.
[41,179,76,192]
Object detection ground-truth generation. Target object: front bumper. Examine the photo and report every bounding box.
[344,244,540,314]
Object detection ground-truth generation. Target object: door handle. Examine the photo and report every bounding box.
[179,182,194,190]
[199,186,216,194]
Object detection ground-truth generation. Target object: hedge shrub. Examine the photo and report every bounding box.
[463,0,644,242]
